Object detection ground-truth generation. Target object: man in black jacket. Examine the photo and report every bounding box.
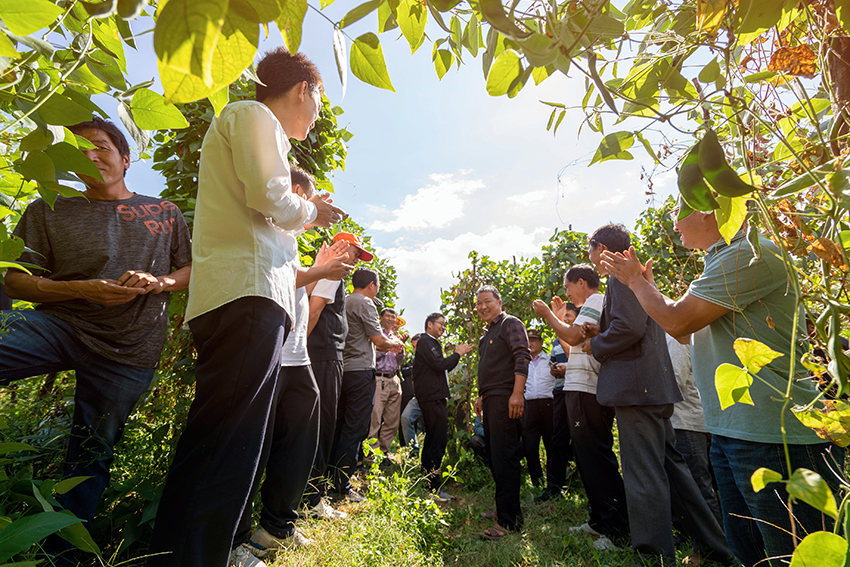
[414,312,472,501]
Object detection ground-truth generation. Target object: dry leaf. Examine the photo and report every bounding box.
[808,237,849,270]
[768,45,817,78]
[697,0,726,35]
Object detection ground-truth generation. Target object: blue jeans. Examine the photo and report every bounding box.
[710,434,845,567]
[0,311,154,524]
[400,397,423,451]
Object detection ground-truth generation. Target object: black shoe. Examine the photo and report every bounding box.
[534,487,560,503]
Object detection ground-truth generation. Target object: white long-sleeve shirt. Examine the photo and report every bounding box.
[186,101,317,323]
[525,351,554,400]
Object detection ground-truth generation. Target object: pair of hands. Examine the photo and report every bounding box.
[473,392,524,419]
[455,343,473,356]
[81,270,165,306]
[309,193,348,228]
[314,239,355,281]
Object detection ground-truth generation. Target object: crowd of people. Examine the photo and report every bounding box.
[0,46,845,567]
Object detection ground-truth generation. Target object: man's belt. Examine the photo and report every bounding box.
[376,372,397,378]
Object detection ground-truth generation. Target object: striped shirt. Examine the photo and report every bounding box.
[563,292,603,394]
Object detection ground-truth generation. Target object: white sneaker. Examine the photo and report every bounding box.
[308,498,348,520]
[592,536,620,551]
[427,491,451,503]
[569,523,602,537]
[249,526,314,557]
[229,544,267,567]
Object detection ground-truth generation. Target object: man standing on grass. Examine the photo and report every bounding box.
[1,117,191,565]
[520,328,555,490]
[601,208,843,567]
[413,312,472,501]
[147,49,347,567]
[473,285,531,540]
[367,307,406,463]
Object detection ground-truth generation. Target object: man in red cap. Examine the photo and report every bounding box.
[303,232,372,515]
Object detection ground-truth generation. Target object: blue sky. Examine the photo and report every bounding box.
[106,5,680,330]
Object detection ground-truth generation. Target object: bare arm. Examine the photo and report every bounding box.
[371,333,404,352]
[306,295,330,337]
[532,299,586,346]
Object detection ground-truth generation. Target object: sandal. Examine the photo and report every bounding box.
[480,524,508,540]
[480,511,496,521]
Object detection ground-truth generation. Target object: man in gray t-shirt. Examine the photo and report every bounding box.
[0,117,191,563]
[329,268,402,500]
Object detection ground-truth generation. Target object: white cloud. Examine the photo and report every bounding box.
[594,191,626,208]
[507,190,547,207]
[369,173,485,233]
[376,225,551,330]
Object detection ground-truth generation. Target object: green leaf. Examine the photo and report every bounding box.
[377,1,398,33]
[18,151,56,183]
[0,31,19,58]
[396,0,428,53]
[131,88,189,129]
[787,468,838,519]
[737,0,789,45]
[115,16,136,48]
[793,400,850,447]
[0,235,24,263]
[117,100,149,151]
[91,18,126,72]
[744,70,777,83]
[837,0,850,34]
[57,519,100,555]
[789,531,847,567]
[339,0,382,29]
[715,194,748,244]
[0,0,63,35]
[350,33,394,91]
[772,160,838,199]
[733,338,783,374]
[791,98,831,120]
[0,442,37,454]
[750,467,783,492]
[63,89,109,119]
[462,15,479,57]
[532,64,552,85]
[635,132,659,163]
[699,58,721,83]
[0,512,83,562]
[37,94,93,126]
[31,481,54,512]
[208,87,229,116]
[433,49,454,80]
[44,142,103,181]
[590,131,635,165]
[86,50,127,90]
[19,129,54,153]
[277,0,307,52]
[53,476,93,495]
[715,363,754,410]
[117,0,148,20]
[82,0,118,19]
[486,49,522,96]
[838,230,850,251]
[587,13,625,39]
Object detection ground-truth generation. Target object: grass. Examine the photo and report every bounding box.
[264,447,642,567]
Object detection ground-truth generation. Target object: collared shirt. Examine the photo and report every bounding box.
[688,231,821,444]
[564,292,603,394]
[525,351,554,400]
[375,327,404,375]
[186,101,317,323]
[343,292,382,371]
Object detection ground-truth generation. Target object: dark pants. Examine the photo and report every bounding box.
[565,391,629,542]
[419,398,448,491]
[674,429,721,525]
[521,398,554,487]
[616,404,733,564]
[304,359,344,507]
[547,388,573,490]
[710,435,844,567]
[483,395,523,531]
[147,297,291,567]
[234,365,319,542]
[0,310,154,565]
[329,369,375,495]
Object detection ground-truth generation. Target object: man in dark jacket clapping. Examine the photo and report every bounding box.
[413,312,472,501]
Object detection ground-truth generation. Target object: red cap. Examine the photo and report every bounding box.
[332,232,373,262]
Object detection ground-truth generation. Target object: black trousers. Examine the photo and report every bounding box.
[419,398,448,491]
[304,359,344,507]
[483,394,523,531]
[616,404,733,563]
[565,391,629,542]
[521,398,554,486]
[148,296,291,567]
[329,369,375,494]
[547,388,573,490]
[234,365,319,541]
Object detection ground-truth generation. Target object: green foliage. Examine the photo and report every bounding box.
[789,531,848,567]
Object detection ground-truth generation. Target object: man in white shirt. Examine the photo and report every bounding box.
[148,50,348,567]
[521,328,555,489]
[533,264,628,551]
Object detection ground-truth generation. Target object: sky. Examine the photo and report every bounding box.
[104,4,682,331]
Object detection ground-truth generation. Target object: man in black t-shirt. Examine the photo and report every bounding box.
[0,117,191,562]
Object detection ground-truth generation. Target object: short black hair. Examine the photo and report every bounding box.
[565,264,600,290]
[69,116,130,159]
[589,223,631,254]
[380,308,397,317]
[351,268,378,290]
[411,333,422,343]
[290,166,316,199]
[256,48,323,102]
[424,312,444,330]
[476,285,501,302]
[564,302,580,315]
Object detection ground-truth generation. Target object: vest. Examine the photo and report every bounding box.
[307,280,347,361]
[477,314,520,397]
